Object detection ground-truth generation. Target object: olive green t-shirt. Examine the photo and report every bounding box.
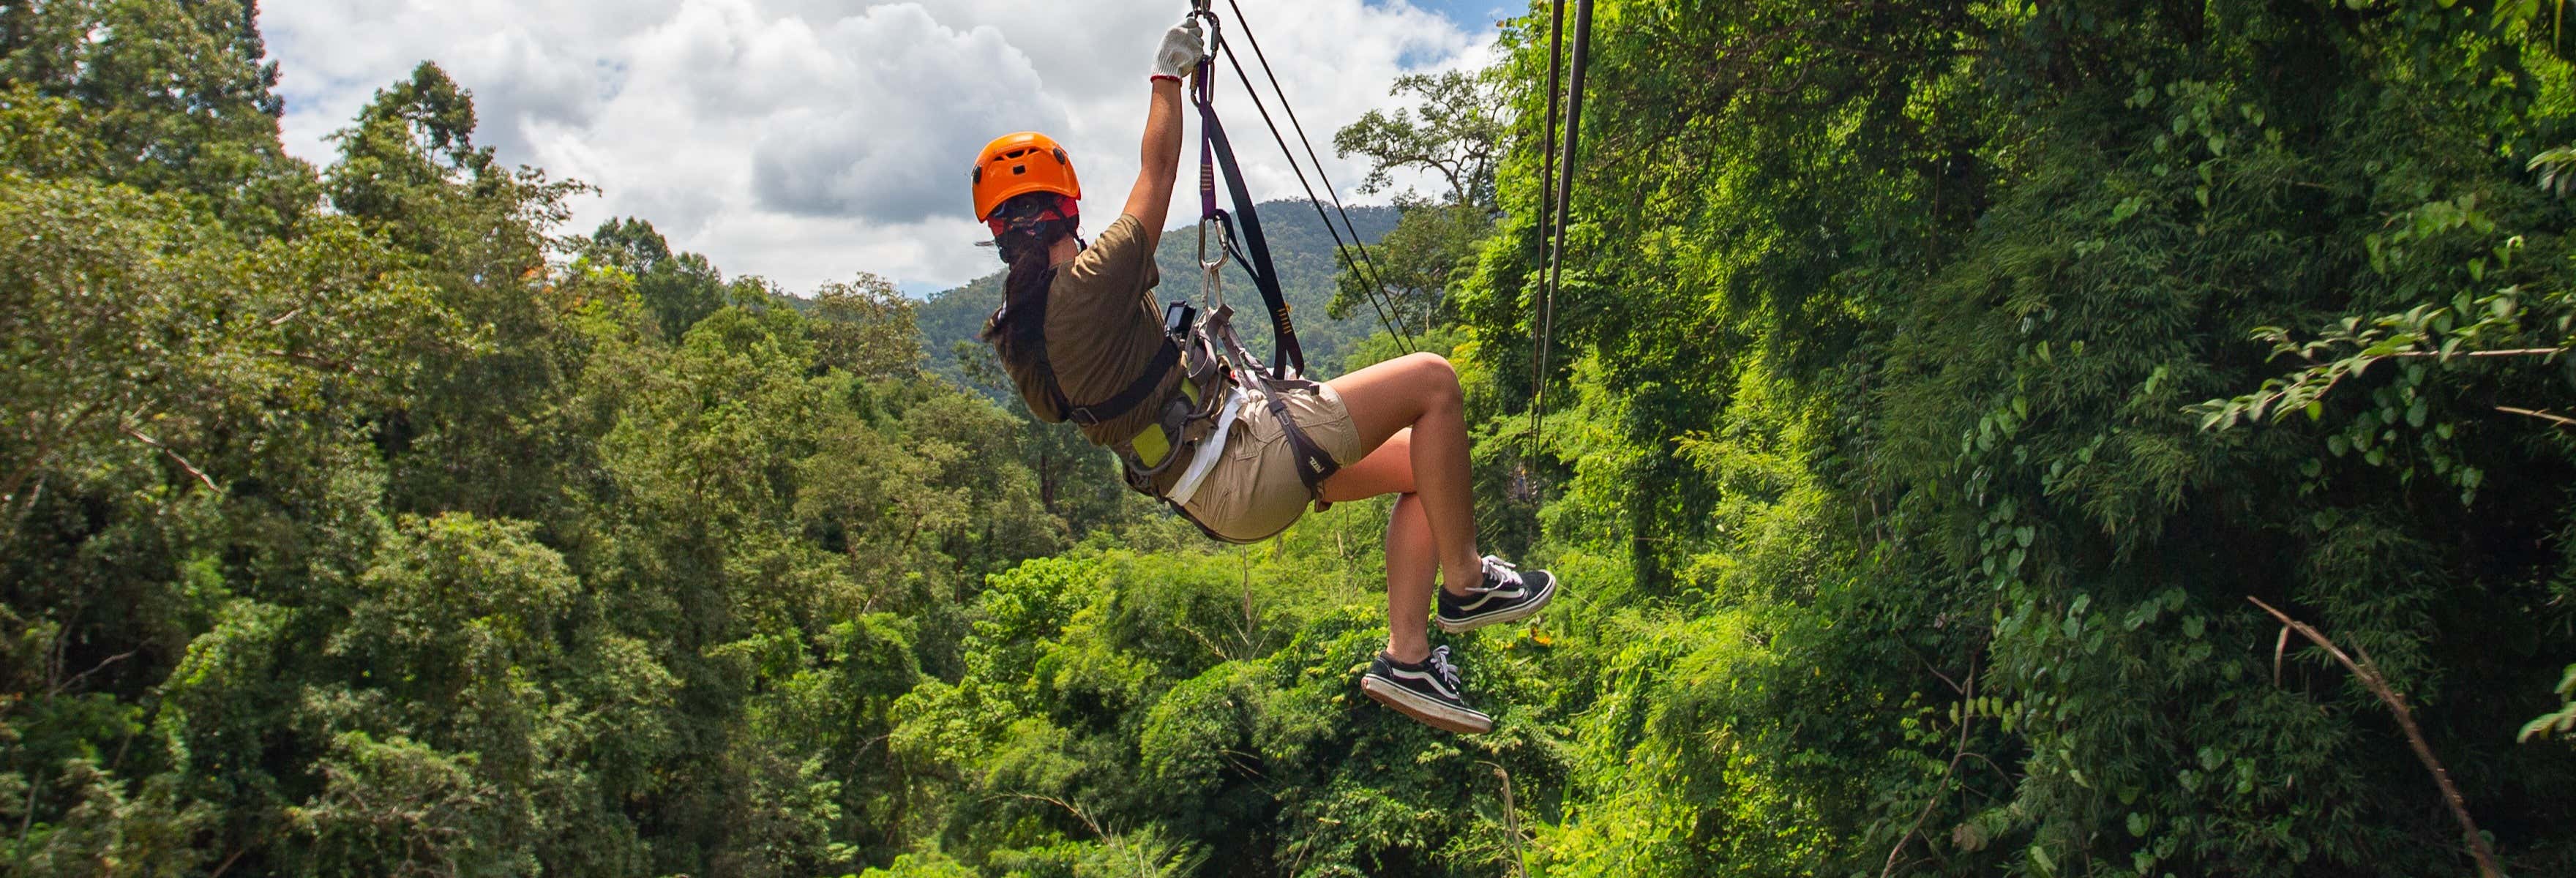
[1002,214,1183,447]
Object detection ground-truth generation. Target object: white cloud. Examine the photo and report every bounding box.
[264,0,1490,293]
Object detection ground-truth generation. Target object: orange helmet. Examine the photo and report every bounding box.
[970,132,1081,222]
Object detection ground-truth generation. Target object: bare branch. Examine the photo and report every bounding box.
[2386,346,2568,359]
[2496,405,2576,428]
[2247,597,2502,877]
[1479,762,1529,877]
[1884,657,1976,878]
[51,650,136,697]
[2274,625,2291,687]
[121,423,217,492]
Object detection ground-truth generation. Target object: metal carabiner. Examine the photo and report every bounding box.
[1187,2,1221,42]
[1196,214,1229,272]
[1197,215,1229,312]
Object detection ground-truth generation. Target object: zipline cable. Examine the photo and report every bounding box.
[1223,0,1418,353]
[1526,0,1566,466]
[1209,41,1417,359]
[1213,34,1420,354]
[1536,0,1565,263]
[1527,0,1594,467]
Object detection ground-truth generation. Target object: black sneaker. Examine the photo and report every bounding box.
[1435,556,1557,634]
[1359,645,1492,735]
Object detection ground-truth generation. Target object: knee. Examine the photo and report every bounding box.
[1401,353,1462,409]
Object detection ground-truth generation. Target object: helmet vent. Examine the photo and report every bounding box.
[971,132,1078,222]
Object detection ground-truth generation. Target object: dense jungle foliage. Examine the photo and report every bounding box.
[4,0,2575,876]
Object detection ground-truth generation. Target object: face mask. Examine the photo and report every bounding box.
[985,193,1081,263]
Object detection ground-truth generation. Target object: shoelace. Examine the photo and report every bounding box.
[1427,645,1463,693]
[1479,556,1521,591]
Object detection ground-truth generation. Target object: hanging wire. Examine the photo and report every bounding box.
[1536,0,1565,277]
[1524,0,1568,473]
[1527,0,1595,470]
[1212,43,1415,354]
[1216,4,1420,353]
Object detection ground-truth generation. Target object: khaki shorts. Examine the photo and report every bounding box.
[1177,383,1366,542]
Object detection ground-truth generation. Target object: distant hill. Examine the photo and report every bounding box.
[918,200,1399,393]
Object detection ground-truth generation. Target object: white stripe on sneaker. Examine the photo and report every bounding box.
[1437,575,1555,632]
[1388,665,1459,701]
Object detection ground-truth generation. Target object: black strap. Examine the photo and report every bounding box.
[994,267,1181,427]
[1064,339,1179,427]
[1196,82,1306,378]
[1268,388,1341,493]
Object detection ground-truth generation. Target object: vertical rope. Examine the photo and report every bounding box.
[1527,0,1594,470]
[1531,0,1565,379]
[1524,0,1565,468]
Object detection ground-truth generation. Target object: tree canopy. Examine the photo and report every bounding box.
[3,1,2573,876]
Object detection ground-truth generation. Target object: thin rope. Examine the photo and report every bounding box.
[1224,0,1417,353]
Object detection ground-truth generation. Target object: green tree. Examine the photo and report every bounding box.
[1330,199,1492,337]
[1334,70,1510,208]
[811,272,926,378]
[0,0,313,234]
[1441,0,2576,874]
[585,217,729,342]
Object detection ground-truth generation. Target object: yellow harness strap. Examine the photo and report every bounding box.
[1128,378,1205,469]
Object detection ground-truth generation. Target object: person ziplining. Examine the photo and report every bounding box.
[966,7,1560,735]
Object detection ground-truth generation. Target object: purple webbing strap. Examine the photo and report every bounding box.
[1194,46,1218,219]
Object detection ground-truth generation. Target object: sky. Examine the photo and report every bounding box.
[261,1,1516,296]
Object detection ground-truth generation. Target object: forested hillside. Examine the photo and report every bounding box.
[4,1,2575,877]
[916,202,1400,392]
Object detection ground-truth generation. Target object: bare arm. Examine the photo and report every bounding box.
[1122,78,1188,248]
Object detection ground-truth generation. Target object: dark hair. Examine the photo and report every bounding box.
[980,194,1078,347]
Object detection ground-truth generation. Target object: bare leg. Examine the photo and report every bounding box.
[1324,353,1483,595]
[1319,429,1436,661]
[1383,493,1437,662]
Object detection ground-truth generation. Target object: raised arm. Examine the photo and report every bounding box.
[1122,79,1188,244]
[1126,18,1205,248]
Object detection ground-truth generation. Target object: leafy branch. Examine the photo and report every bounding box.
[2192,286,2570,433]
[2529,145,2576,198]
[2521,664,2576,744]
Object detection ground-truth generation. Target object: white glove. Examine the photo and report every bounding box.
[1150,18,1207,80]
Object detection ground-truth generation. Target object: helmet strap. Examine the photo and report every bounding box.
[987,194,1082,264]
